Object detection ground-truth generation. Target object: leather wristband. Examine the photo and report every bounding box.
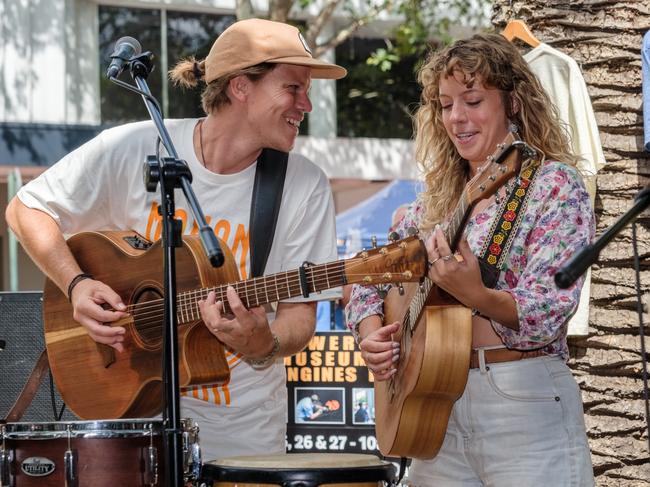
[67,273,93,302]
[246,333,280,369]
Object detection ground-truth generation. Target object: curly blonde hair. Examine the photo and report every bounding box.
[413,33,577,231]
[169,57,276,114]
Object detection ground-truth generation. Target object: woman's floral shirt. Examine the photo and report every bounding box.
[345,160,595,360]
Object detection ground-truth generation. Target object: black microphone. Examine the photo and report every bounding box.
[106,36,142,79]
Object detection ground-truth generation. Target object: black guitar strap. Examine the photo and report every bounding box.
[249,149,289,278]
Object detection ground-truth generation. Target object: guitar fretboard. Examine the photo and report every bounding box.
[444,191,470,252]
[401,189,473,331]
[170,261,347,324]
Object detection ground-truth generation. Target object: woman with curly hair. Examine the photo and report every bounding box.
[346,33,595,485]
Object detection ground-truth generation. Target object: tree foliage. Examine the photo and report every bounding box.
[236,0,491,63]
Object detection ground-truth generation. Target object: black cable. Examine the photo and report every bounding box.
[48,370,58,419]
[57,401,66,421]
[632,222,650,453]
[48,370,67,421]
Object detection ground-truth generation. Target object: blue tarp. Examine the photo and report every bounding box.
[335,179,422,256]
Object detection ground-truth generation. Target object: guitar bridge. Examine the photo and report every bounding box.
[97,343,116,368]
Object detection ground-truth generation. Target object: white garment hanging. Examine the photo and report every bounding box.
[524,43,605,336]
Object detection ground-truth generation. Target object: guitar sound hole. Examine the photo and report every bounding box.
[132,288,164,348]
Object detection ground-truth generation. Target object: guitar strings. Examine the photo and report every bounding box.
[118,259,352,317]
[127,270,398,332]
[119,265,337,327]
[126,263,344,315]
[118,264,416,334]
[116,237,420,317]
[100,238,420,328]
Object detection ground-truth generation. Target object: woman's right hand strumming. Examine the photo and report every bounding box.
[358,318,401,381]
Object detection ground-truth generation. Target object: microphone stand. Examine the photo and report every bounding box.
[554,185,650,289]
[555,184,650,453]
[110,51,223,487]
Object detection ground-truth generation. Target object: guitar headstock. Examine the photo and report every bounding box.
[343,235,428,286]
[465,132,531,205]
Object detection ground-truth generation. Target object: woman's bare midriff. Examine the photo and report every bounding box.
[472,315,504,349]
[468,194,508,349]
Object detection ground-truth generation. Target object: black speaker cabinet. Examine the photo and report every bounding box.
[0,291,76,421]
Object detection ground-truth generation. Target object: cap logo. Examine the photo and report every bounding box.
[298,33,312,55]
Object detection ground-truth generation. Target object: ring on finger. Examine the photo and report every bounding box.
[428,257,441,266]
[442,254,454,262]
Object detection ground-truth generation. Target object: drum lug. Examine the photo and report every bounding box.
[144,446,158,486]
[190,441,202,480]
[0,447,14,487]
[64,449,78,487]
[182,420,202,483]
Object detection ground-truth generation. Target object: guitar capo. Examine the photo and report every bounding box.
[299,261,314,298]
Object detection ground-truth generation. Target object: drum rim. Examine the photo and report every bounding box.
[1,419,179,439]
[201,462,396,484]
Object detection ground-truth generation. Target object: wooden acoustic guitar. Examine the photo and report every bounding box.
[43,232,427,420]
[374,134,533,459]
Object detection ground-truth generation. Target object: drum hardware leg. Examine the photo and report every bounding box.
[0,434,15,487]
[64,426,78,487]
[144,426,159,486]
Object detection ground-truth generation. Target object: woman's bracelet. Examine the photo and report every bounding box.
[67,273,93,302]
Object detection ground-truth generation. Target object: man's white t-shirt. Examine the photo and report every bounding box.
[18,118,339,459]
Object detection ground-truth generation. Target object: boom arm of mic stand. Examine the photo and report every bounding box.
[555,185,650,289]
[109,62,224,268]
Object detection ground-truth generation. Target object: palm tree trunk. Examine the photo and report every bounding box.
[492,1,650,484]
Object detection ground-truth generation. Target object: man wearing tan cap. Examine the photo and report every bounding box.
[6,18,346,459]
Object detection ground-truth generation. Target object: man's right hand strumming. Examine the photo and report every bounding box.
[69,277,128,352]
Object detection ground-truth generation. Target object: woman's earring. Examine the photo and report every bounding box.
[508,121,519,134]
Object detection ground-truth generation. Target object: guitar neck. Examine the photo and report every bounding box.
[444,191,471,252]
[405,192,472,331]
[176,261,347,322]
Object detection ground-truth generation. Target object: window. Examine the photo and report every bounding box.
[98,6,236,123]
[99,6,162,124]
[166,12,235,118]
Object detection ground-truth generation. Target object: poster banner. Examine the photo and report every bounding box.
[284,331,379,455]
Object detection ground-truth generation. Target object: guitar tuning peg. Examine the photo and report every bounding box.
[388,231,400,242]
[370,235,378,248]
[398,283,405,296]
[406,227,419,237]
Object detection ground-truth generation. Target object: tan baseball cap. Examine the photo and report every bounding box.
[203,18,347,82]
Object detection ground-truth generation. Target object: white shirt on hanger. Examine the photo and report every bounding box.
[524,43,605,336]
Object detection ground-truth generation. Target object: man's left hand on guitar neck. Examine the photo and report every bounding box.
[199,286,275,360]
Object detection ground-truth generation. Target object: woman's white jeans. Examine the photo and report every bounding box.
[406,355,594,487]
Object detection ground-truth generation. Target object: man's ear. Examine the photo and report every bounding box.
[228,75,250,103]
